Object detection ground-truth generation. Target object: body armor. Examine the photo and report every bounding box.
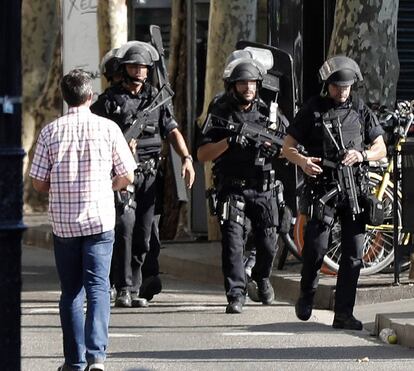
[320,106,364,162]
[306,96,365,161]
[95,83,163,161]
[208,94,273,179]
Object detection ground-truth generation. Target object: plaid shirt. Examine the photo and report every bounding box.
[29,106,136,237]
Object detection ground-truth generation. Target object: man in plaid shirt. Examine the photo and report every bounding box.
[30,69,136,371]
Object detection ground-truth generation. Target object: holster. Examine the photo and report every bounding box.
[313,200,335,227]
[115,184,136,213]
[274,180,292,234]
[312,187,337,227]
[218,195,245,225]
[206,187,218,216]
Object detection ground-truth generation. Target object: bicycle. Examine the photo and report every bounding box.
[290,101,414,275]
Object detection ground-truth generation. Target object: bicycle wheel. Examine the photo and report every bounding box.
[293,213,337,275]
[323,172,406,275]
[281,231,302,261]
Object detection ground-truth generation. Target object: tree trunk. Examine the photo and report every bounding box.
[97,0,127,90]
[160,0,188,239]
[329,0,399,107]
[200,0,257,240]
[22,0,62,211]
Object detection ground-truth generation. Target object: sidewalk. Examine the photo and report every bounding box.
[23,212,414,347]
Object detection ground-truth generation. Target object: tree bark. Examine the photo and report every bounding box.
[97,0,127,90]
[329,0,399,107]
[200,0,257,240]
[160,0,189,239]
[22,0,61,211]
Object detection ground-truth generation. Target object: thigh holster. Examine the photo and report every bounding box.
[312,188,337,227]
[218,195,245,225]
[115,184,136,213]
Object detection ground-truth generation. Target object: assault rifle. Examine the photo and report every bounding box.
[123,87,172,143]
[321,113,361,218]
[202,113,285,166]
[202,113,285,148]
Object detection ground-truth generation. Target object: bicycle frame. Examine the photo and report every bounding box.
[371,113,413,239]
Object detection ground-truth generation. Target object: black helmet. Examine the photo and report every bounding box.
[224,61,263,84]
[120,45,153,66]
[319,56,363,86]
[100,48,120,81]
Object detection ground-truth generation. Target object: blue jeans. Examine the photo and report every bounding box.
[53,230,114,370]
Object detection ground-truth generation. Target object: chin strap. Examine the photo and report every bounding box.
[230,88,258,106]
[122,67,147,86]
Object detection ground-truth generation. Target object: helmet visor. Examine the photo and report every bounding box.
[116,41,159,65]
[327,69,356,86]
[319,56,363,83]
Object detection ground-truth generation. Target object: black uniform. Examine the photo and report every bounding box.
[91,82,177,295]
[199,93,279,303]
[287,94,384,316]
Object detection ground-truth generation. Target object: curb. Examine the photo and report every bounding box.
[375,312,414,347]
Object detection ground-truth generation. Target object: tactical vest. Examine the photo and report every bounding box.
[307,96,365,162]
[106,84,163,159]
[211,97,273,178]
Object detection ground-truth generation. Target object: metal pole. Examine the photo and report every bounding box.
[0,1,25,369]
[267,0,281,47]
[393,144,400,285]
[186,0,195,233]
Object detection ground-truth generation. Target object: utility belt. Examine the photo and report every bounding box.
[214,170,277,193]
[135,157,159,176]
[206,171,285,230]
[300,178,383,227]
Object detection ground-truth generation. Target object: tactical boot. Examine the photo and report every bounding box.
[110,285,117,303]
[295,293,313,321]
[225,298,244,314]
[131,292,149,308]
[332,313,363,330]
[115,290,131,308]
[139,275,162,301]
[257,278,274,305]
[246,279,260,302]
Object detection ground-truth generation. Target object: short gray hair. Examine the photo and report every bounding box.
[60,69,93,107]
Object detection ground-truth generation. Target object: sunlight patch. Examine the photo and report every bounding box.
[222,332,295,336]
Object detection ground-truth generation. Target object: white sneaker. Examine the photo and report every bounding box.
[88,363,104,371]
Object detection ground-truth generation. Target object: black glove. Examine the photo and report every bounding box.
[227,134,249,149]
[260,143,281,158]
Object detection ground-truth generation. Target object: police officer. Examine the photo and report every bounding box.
[100,48,123,85]
[198,50,281,314]
[282,56,386,329]
[92,41,195,308]
[99,48,123,302]
[100,46,168,303]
